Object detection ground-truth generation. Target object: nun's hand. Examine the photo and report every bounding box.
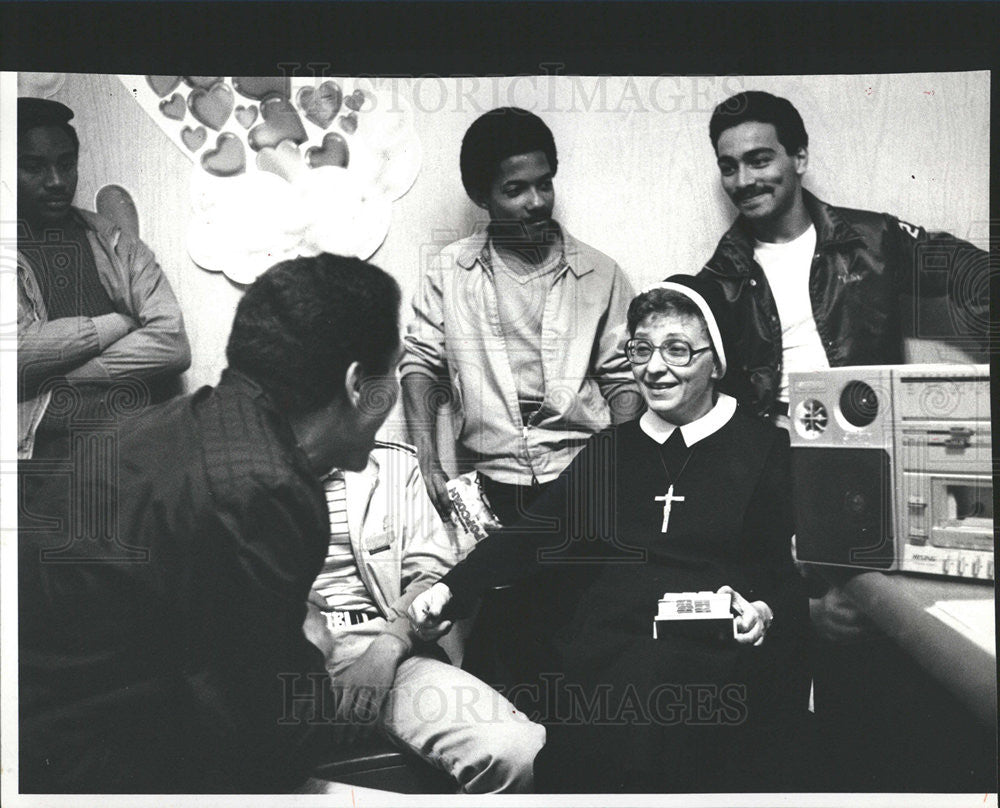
[408,582,454,641]
[717,585,773,646]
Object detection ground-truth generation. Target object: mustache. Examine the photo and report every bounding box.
[733,186,772,203]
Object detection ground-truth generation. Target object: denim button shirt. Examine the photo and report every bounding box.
[402,225,638,486]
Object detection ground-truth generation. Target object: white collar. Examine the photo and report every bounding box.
[639,394,737,447]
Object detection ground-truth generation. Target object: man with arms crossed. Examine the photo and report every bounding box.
[16,97,190,460]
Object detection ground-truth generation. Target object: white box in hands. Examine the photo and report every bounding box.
[653,591,735,642]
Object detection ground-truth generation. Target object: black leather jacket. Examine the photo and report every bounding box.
[697,190,989,418]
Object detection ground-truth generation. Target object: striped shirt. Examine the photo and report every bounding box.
[312,470,378,613]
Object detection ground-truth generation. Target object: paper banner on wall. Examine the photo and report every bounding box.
[119,75,421,283]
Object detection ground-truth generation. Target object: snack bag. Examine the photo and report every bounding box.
[446,471,502,545]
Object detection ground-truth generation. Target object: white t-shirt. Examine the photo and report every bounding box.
[753,224,829,403]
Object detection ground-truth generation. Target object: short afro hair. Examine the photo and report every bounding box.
[459,107,558,201]
[226,253,401,415]
[709,91,808,156]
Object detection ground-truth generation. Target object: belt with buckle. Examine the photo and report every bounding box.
[325,610,379,628]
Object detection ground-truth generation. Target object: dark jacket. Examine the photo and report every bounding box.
[19,369,331,793]
[697,190,989,417]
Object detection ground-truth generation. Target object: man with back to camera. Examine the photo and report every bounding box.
[695,90,992,789]
[19,254,405,793]
[16,97,190,460]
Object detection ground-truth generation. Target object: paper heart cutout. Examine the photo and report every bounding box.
[17,72,65,98]
[181,125,207,152]
[306,132,350,169]
[184,76,224,90]
[297,81,342,129]
[235,105,258,128]
[343,89,367,112]
[95,184,139,238]
[248,97,307,151]
[257,139,306,183]
[158,93,186,121]
[147,75,181,97]
[233,76,291,101]
[201,133,246,177]
[188,82,234,131]
[338,113,358,134]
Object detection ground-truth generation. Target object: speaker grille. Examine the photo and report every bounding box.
[839,380,880,428]
[796,399,829,438]
[792,448,895,570]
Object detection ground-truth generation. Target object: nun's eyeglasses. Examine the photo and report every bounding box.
[625,338,713,367]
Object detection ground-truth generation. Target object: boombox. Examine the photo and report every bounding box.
[789,364,993,580]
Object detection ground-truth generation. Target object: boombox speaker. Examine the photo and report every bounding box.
[792,448,894,569]
[789,364,992,579]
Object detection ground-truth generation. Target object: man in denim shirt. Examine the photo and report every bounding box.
[401,107,642,687]
[402,107,641,527]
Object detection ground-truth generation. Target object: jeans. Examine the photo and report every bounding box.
[319,616,545,793]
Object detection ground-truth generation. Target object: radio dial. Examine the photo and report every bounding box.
[956,557,966,576]
[941,557,952,575]
[971,558,981,577]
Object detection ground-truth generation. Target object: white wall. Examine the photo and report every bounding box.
[17,71,990,441]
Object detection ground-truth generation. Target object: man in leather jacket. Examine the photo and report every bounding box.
[696,91,988,421]
[693,90,992,790]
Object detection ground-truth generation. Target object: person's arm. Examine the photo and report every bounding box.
[889,215,990,325]
[437,429,619,618]
[400,253,454,518]
[593,264,643,423]
[16,257,135,395]
[62,231,190,381]
[381,455,462,647]
[409,428,627,638]
[410,476,575,634]
[400,373,453,519]
[302,588,410,740]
